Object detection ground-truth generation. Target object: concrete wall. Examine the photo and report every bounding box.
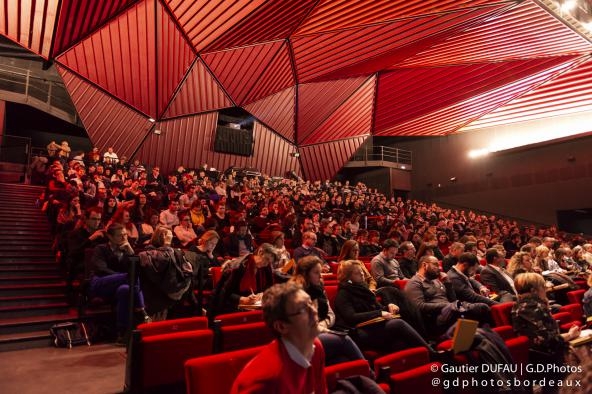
[393,128,592,226]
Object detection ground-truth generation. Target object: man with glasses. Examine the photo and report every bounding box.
[231,282,326,394]
[293,231,330,272]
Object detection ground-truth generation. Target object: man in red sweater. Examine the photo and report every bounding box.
[232,282,327,394]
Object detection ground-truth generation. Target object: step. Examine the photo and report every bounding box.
[0,302,71,319]
[0,245,54,252]
[0,311,78,336]
[0,240,52,246]
[0,330,53,352]
[0,216,44,222]
[0,267,60,276]
[0,251,55,258]
[0,275,64,285]
[0,230,52,237]
[0,282,66,297]
[0,294,67,308]
[0,260,57,268]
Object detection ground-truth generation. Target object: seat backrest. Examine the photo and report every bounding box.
[219,321,274,352]
[490,301,515,326]
[211,266,223,288]
[325,285,338,307]
[215,310,263,326]
[139,330,214,391]
[138,316,208,337]
[373,346,430,376]
[394,279,408,290]
[492,325,515,340]
[559,303,584,324]
[567,289,585,305]
[324,359,372,392]
[185,346,263,394]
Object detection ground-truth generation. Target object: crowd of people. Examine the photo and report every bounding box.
[37,145,592,392]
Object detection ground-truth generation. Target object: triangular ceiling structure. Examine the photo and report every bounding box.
[5,0,592,180]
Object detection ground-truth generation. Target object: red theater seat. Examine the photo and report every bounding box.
[137,316,208,337]
[134,330,214,392]
[214,310,263,326]
[325,285,338,307]
[491,301,515,327]
[325,359,390,393]
[185,346,263,394]
[567,289,585,305]
[218,321,274,352]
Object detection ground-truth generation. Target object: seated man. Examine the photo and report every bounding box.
[293,231,329,272]
[88,223,149,339]
[447,252,497,308]
[441,242,464,272]
[370,238,404,287]
[480,248,517,303]
[398,241,418,278]
[231,282,326,394]
[405,255,491,338]
[224,221,255,257]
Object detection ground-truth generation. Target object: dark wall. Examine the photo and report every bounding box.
[393,132,592,226]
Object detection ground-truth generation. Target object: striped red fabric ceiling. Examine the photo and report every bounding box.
[4,0,592,179]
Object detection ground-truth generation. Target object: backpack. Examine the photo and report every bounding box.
[50,322,91,348]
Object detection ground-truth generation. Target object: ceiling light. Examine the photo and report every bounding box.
[560,0,577,12]
[148,118,156,123]
[468,148,490,158]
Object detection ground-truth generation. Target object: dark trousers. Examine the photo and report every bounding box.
[89,273,145,330]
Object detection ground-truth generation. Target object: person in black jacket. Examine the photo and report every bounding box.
[334,259,432,354]
[88,223,149,336]
[290,256,366,366]
[480,248,517,302]
[447,252,497,307]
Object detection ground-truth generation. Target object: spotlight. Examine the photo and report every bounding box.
[148,118,156,123]
[449,177,457,182]
[290,152,300,158]
[154,129,162,135]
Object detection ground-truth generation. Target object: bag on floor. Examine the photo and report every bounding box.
[49,322,91,348]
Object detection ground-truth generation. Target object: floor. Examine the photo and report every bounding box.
[0,343,126,394]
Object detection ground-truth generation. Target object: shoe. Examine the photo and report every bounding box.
[430,348,454,363]
[134,310,152,327]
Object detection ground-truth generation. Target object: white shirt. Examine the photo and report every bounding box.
[281,338,314,368]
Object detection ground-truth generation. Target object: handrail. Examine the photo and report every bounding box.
[351,145,412,165]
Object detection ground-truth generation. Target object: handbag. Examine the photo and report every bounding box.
[49,322,91,348]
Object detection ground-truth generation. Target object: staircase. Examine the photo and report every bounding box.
[0,183,76,351]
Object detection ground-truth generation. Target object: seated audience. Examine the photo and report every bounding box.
[334,260,434,355]
[138,227,193,320]
[109,208,139,246]
[479,248,517,302]
[512,272,581,393]
[159,199,180,229]
[447,252,497,308]
[209,243,278,318]
[370,238,405,287]
[174,212,198,247]
[405,255,491,338]
[88,223,149,339]
[290,256,366,366]
[338,240,376,291]
[231,282,326,394]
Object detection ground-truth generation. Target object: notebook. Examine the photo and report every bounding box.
[451,318,479,354]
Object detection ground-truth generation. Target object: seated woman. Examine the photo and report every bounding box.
[109,208,139,246]
[138,211,159,245]
[507,251,540,278]
[512,272,580,391]
[208,243,278,319]
[174,213,198,247]
[337,240,376,291]
[290,256,366,366]
[138,227,194,321]
[334,260,434,355]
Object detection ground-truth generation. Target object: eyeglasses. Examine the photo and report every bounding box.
[286,299,317,317]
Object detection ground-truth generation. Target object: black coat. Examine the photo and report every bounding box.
[334,281,383,330]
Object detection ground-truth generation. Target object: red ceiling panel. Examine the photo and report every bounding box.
[202,41,284,105]
[204,0,316,52]
[300,136,368,181]
[377,55,581,136]
[58,65,152,158]
[295,0,509,35]
[138,113,300,177]
[302,76,375,144]
[374,56,578,135]
[297,76,368,143]
[249,122,300,178]
[137,112,220,174]
[57,0,157,117]
[0,0,59,58]
[53,0,138,57]
[245,86,296,143]
[164,0,266,52]
[156,1,195,117]
[399,0,592,68]
[464,56,592,130]
[164,59,232,118]
[292,5,502,82]
[242,42,295,106]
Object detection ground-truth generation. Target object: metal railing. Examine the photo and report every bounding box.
[0,61,78,124]
[351,145,412,165]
